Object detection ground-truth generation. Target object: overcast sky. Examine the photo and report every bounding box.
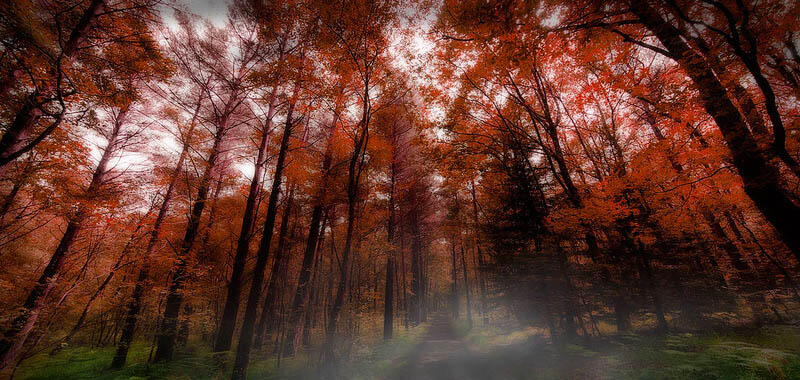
[184,0,229,25]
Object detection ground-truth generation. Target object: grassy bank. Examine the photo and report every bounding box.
[14,324,428,380]
[14,323,800,379]
[459,324,800,379]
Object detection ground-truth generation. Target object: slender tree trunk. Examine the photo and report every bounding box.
[400,230,409,329]
[231,97,294,380]
[303,214,327,347]
[154,112,229,362]
[639,247,668,333]
[199,178,224,253]
[254,186,296,350]
[383,154,398,340]
[284,152,331,354]
[409,209,422,325]
[450,237,459,320]
[0,104,124,371]
[470,182,489,325]
[323,99,370,363]
[723,210,746,244]
[215,92,278,352]
[111,99,201,368]
[460,243,472,329]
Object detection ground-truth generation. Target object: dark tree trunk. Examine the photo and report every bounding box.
[470,182,489,325]
[383,153,398,340]
[700,211,750,271]
[254,186,296,350]
[154,113,229,362]
[400,230,409,329]
[214,93,278,353]
[284,151,330,355]
[630,0,800,262]
[450,238,459,320]
[111,100,200,369]
[409,208,423,325]
[639,248,668,333]
[460,243,472,329]
[303,214,327,347]
[323,99,370,363]
[231,98,294,380]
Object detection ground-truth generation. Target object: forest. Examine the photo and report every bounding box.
[1,0,800,379]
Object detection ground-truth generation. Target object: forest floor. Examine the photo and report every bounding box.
[13,319,800,379]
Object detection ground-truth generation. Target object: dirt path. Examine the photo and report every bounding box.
[386,313,495,380]
[385,313,592,379]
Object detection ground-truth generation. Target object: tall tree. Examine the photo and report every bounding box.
[231,80,298,380]
[1,95,139,371]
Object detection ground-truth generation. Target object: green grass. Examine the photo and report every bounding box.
[608,326,800,380]
[14,324,800,379]
[16,343,235,380]
[15,325,429,380]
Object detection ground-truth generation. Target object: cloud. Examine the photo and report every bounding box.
[186,0,229,26]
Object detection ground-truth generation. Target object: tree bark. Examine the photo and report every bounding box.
[153,111,229,362]
[111,97,201,369]
[629,0,800,262]
[231,96,294,380]
[0,104,125,371]
[214,91,278,353]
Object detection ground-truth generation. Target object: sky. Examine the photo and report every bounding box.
[183,0,230,26]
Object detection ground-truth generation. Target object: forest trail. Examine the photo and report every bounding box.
[384,313,609,380]
[386,313,501,380]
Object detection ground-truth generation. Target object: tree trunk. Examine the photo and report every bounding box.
[284,151,331,355]
[254,186,296,350]
[700,211,750,271]
[111,98,201,368]
[450,237,459,320]
[303,213,327,347]
[214,92,278,352]
[382,254,395,340]
[154,112,229,362]
[630,0,800,261]
[0,104,124,371]
[470,182,489,325]
[323,97,370,363]
[460,243,472,329]
[383,152,398,340]
[231,97,294,380]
